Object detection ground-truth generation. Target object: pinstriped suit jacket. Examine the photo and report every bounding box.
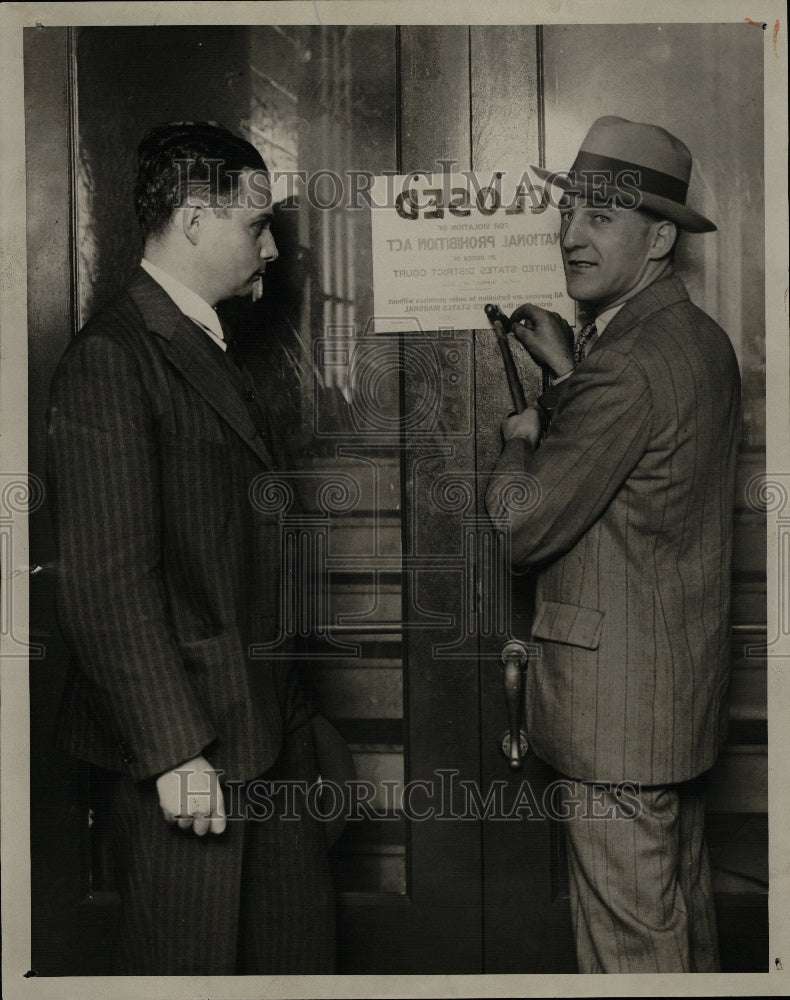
[486,275,741,785]
[48,268,309,782]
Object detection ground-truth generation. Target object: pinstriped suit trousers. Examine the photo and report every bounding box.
[559,777,719,973]
[100,722,335,975]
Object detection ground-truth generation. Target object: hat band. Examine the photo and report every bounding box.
[567,150,689,206]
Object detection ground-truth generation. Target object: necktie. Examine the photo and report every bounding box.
[574,321,598,365]
[214,313,235,357]
[213,319,279,468]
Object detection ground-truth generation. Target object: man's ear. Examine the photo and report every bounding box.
[182,204,203,246]
[648,219,678,260]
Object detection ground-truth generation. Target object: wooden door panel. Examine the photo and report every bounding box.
[468,24,578,973]
[339,25,484,971]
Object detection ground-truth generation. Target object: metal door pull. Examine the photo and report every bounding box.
[499,639,530,769]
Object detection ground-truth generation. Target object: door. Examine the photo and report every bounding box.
[26,21,766,976]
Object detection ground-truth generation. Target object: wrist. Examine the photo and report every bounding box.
[156,752,211,780]
[550,356,574,380]
[503,428,540,449]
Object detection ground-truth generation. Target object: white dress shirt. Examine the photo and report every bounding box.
[586,301,626,340]
[141,258,228,351]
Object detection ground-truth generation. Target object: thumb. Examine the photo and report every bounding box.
[210,784,227,836]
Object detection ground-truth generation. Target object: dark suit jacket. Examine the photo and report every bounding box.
[486,276,741,785]
[48,268,310,782]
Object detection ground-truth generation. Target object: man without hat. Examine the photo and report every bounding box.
[47,121,350,974]
[486,116,740,973]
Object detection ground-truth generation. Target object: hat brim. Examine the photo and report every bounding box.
[530,164,716,233]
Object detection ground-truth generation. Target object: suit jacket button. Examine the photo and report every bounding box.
[122,750,136,767]
[245,390,257,402]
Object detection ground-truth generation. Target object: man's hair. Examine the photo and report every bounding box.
[135,121,268,241]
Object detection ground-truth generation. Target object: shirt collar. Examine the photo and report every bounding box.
[574,302,626,344]
[583,273,673,339]
[140,258,227,350]
[591,302,626,338]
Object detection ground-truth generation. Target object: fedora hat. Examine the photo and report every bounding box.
[531,116,716,233]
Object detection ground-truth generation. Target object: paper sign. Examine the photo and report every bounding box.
[370,171,575,333]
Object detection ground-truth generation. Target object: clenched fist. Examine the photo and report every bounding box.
[156,754,226,836]
[500,404,543,449]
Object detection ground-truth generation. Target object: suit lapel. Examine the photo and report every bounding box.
[126,268,276,469]
[588,275,691,356]
[163,320,277,469]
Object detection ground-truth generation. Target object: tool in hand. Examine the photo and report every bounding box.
[485,302,551,400]
[484,303,528,413]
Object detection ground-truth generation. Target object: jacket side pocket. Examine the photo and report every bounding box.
[532,601,605,650]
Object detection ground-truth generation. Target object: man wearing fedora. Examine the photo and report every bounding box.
[486,116,740,973]
[47,121,352,974]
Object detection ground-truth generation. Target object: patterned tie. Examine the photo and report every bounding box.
[574,320,598,365]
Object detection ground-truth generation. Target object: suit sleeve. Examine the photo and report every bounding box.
[485,347,652,569]
[48,331,217,779]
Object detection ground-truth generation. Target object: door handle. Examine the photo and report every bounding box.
[499,639,530,770]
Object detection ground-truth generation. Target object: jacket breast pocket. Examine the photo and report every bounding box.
[532,601,605,650]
